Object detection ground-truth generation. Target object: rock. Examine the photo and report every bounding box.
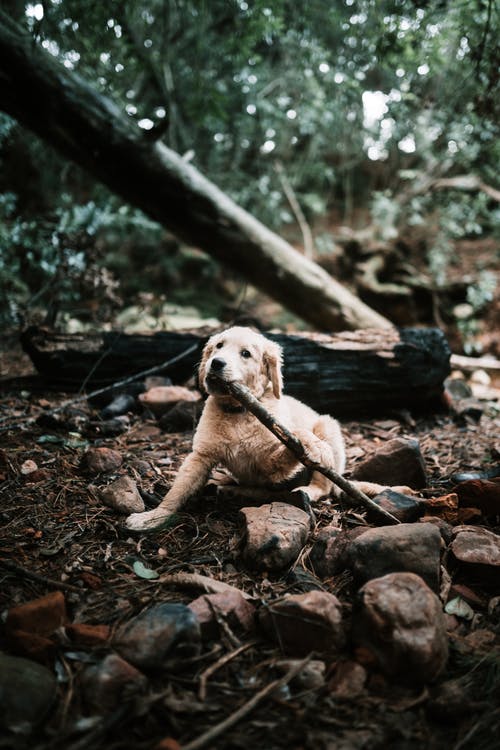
[350,437,427,489]
[65,623,111,645]
[450,526,500,583]
[20,459,38,475]
[138,386,201,417]
[6,630,56,664]
[451,398,483,424]
[101,393,137,418]
[259,590,345,657]
[159,400,204,433]
[81,447,123,474]
[328,660,367,699]
[0,653,57,733]
[188,590,256,639]
[81,653,148,712]
[421,493,459,524]
[453,479,500,516]
[114,603,200,671]
[352,572,448,684]
[90,415,130,437]
[368,489,424,523]
[276,659,326,690]
[444,377,472,400]
[6,591,67,637]
[449,584,487,609]
[240,502,311,571]
[100,475,145,514]
[345,522,442,591]
[308,525,354,578]
[419,516,453,544]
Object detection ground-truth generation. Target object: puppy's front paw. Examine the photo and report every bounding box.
[125,508,173,532]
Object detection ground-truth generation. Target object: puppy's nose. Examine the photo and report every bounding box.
[210,357,226,372]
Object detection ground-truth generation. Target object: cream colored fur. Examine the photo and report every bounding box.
[126,326,346,531]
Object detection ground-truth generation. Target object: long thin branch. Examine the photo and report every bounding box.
[220,380,400,525]
[274,160,314,258]
[181,655,312,750]
[0,342,199,433]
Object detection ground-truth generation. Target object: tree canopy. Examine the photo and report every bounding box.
[0,0,498,328]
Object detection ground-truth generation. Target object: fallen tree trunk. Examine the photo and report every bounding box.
[0,16,391,332]
[21,326,451,415]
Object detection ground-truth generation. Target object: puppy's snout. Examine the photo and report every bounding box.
[210,357,226,373]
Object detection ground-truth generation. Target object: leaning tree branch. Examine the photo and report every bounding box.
[219,379,400,525]
[0,15,392,332]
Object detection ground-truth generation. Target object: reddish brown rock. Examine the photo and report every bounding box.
[188,590,256,639]
[81,653,148,712]
[350,437,427,489]
[421,493,459,524]
[6,630,56,664]
[100,475,145,514]
[114,603,201,671]
[352,572,448,684]
[345,522,442,591]
[66,623,111,645]
[453,478,500,516]
[6,591,67,637]
[240,502,311,571]
[260,590,345,657]
[81,447,123,474]
[328,660,367,699]
[450,526,500,583]
[159,400,204,433]
[138,386,201,416]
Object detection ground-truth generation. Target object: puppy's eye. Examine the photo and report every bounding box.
[241,349,252,359]
[215,342,224,349]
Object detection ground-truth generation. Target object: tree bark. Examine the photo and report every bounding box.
[20,326,451,415]
[0,16,392,332]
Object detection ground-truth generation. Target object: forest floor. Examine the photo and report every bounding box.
[0,336,499,750]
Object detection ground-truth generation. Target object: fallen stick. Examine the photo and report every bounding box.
[181,655,312,750]
[221,379,401,525]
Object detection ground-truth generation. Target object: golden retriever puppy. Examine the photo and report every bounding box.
[126,326,346,531]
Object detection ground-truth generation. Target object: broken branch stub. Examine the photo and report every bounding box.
[221,379,400,525]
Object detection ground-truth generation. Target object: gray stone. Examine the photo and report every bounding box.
[0,653,57,733]
[81,447,123,474]
[100,475,145,514]
[260,590,345,657]
[352,572,448,684]
[308,525,356,578]
[114,603,200,671]
[368,489,425,523]
[240,502,311,571]
[351,437,427,489]
[345,522,442,591]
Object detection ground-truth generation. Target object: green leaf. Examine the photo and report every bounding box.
[133,561,159,580]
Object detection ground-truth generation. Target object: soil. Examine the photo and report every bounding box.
[1,337,499,750]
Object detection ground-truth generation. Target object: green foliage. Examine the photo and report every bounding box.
[0,0,498,324]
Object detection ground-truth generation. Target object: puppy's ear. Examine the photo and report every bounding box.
[263,340,283,399]
[198,340,213,394]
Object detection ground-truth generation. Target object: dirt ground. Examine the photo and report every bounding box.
[0,336,499,750]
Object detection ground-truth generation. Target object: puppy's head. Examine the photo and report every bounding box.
[199,326,283,399]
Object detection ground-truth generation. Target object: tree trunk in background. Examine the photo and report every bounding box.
[0,16,392,332]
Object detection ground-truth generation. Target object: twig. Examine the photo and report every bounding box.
[181,655,312,750]
[220,379,400,525]
[275,160,314,258]
[158,572,254,600]
[199,639,258,700]
[0,558,82,593]
[0,342,199,433]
